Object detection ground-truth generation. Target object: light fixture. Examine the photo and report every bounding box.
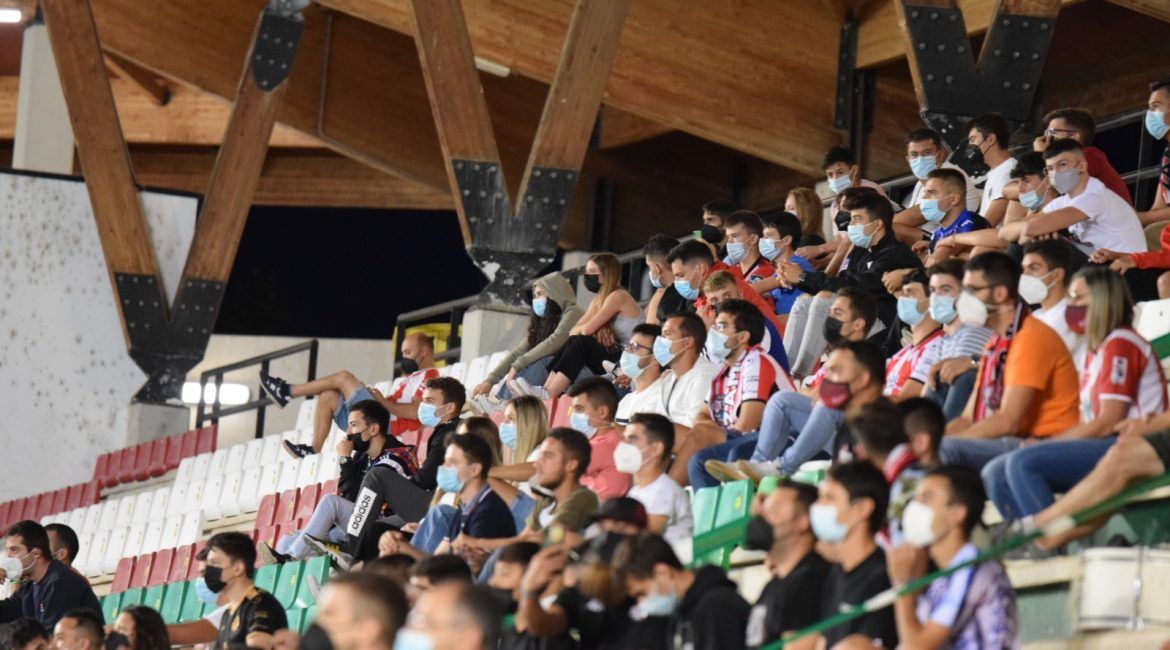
[0,9,22,23]
[182,382,251,406]
[474,56,511,78]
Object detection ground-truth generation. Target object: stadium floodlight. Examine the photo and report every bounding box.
[182,382,251,406]
[0,9,22,23]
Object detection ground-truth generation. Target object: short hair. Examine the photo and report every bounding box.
[832,340,886,389]
[1023,239,1079,288]
[926,167,967,197]
[835,286,878,333]
[206,531,257,579]
[10,618,48,649]
[628,413,675,462]
[449,433,494,478]
[458,416,503,465]
[822,146,857,169]
[964,252,1021,301]
[326,572,408,648]
[843,191,894,230]
[1041,137,1083,160]
[714,298,765,346]
[350,400,390,436]
[631,323,662,341]
[966,113,1010,148]
[612,532,683,584]
[1043,108,1096,145]
[59,609,104,647]
[668,313,707,350]
[118,606,170,650]
[6,521,50,558]
[451,585,502,649]
[362,554,416,585]
[702,269,737,295]
[847,398,908,458]
[1010,151,1048,179]
[497,542,541,566]
[770,211,803,244]
[642,234,680,261]
[411,554,472,585]
[1151,78,1170,94]
[775,479,819,514]
[905,128,942,147]
[900,397,946,456]
[548,427,593,479]
[724,210,764,237]
[702,199,738,220]
[45,523,79,564]
[925,465,987,536]
[566,376,619,421]
[425,376,467,414]
[927,259,965,284]
[666,239,715,266]
[827,461,889,535]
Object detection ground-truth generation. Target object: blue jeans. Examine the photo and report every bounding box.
[754,392,843,475]
[925,369,977,423]
[410,504,457,554]
[983,437,1117,520]
[276,494,353,559]
[688,431,759,489]
[495,356,553,400]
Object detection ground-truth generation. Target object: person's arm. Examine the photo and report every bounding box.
[245,632,276,650]
[166,621,220,645]
[1138,191,1170,225]
[489,461,535,482]
[891,379,925,401]
[487,477,520,505]
[942,228,1010,250]
[946,385,1037,439]
[646,514,669,535]
[752,274,786,294]
[485,343,528,384]
[519,547,571,637]
[890,592,950,650]
[577,291,635,336]
[824,238,852,278]
[569,299,601,336]
[515,304,584,369]
[732,400,766,433]
[1131,224,1170,270]
[1021,206,1087,238]
[645,287,666,325]
[1050,399,1128,440]
[983,197,1010,227]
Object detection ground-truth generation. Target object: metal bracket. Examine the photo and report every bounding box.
[467,248,557,307]
[452,159,512,248]
[516,165,578,253]
[251,7,305,91]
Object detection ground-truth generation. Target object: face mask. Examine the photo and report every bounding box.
[202,565,227,593]
[823,317,845,345]
[901,499,942,548]
[847,221,877,249]
[0,556,25,582]
[583,274,602,294]
[674,277,699,301]
[436,465,465,493]
[818,379,852,410]
[620,350,648,379]
[1064,304,1088,335]
[705,328,735,360]
[613,442,646,474]
[488,586,518,614]
[1018,272,1055,305]
[909,155,937,180]
[392,629,435,650]
[698,224,724,246]
[1019,189,1045,211]
[653,336,679,366]
[809,503,850,543]
[759,238,782,261]
[300,624,334,650]
[726,241,748,263]
[897,296,926,326]
[417,402,443,428]
[570,411,597,438]
[827,175,852,194]
[346,431,372,453]
[956,291,991,327]
[929,295,958,325]
[640,590,677,617]
[499,422,518,449]
[834,210,852,232]
[194,576,219,605]
[104,632,131,650]
[951,141,989,178]
[920,197,951,224]
[1146,110,1170,140]
[743,515,774,551]
[649,269,663,289]
[532,297,548,317]
[1051,168,1080,195]
[400,357,420,375]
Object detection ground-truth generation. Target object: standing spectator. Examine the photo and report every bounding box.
[49,610,103,650]
[618,413,693,543]
[111,606,170,650]
[967,113,1017,227]
[566,377,631,501]
[1033,107,1130,202]
[642,235,689,325]
[203,532,286,649]
[0,521,101,630]
[314,572,407,650]
[893,128,982,246]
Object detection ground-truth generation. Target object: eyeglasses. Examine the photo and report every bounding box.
[1044,128,1077,138]
[712,322,738,333]
[623,341,653,354]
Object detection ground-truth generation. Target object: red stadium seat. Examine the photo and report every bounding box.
[189,540,208,580]
[169,545,194,584]
[255,494,278,530]
[100,452,119,489]
[180,429,197,461]
[253,526,278,553]
[295,484,320,522]
[550,397,572,429]
[81,480,100,507]
[130,442,150,482]
[149,548,174,587]
[129,553,155,589]
[165,434,184,472]
[0,501,10,530]
[196,426,217,455]
[65,484,83,512]
[321,479,339,496]
[50,488,67,516]
[148,439,168,479]
[12,497,29,523]
[34,492,53,521]
[273,489,299,526]
[117,446,138,486]
[111,557,136,593]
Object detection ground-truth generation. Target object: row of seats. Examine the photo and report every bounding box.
[0,481,101,532]
[94,427,217,489]
[111,542,207,592]
[252,481,339,565]
[434,351,509,394]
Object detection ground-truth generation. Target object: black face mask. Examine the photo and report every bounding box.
[698,224,724,245]
[399,357,419,375]
[347,431,372,453]
[949,142,991,178]
[743,515,775,551]
[487,586,518,615]
[583,274,603,293]
[203,565,227,593]
[823,317,845,344]
[104,632,131,650]
[834,209,852,232]
[300,624,334,650]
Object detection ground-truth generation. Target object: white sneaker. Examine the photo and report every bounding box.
[507,379,530,397]
[736,460,782,484]
[512,377,550,400]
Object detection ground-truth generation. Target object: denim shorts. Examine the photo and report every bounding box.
[332,386,375,432]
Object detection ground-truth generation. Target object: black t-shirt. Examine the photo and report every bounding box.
[656,285,691,322]
[215,587,287,650]
[746,551,831,648]
[446,486,516,541]
[820,548,898,649]
[555,587,667,650]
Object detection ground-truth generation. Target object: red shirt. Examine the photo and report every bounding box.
[694,262,785,335]
[1084,146,1132,204]
[580,428,631,501]
[1079,327,1167,422]
[707,345,794,429]
[389,368,440,446]
[1132,224,1170,270]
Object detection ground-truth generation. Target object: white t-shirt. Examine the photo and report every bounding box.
[657,357,720,427]
[615,377,667,425]
[979,157,1017,217]
[1033,298,1085,364]
[627,473,693,544]
[518,448,542,498]
[1042,177,1147,254]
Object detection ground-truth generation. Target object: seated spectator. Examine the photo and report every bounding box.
[916,168,991,263]
[667,239,779,334]
[754,211,814,319]
[900,397,946,468]
[786,187,827,247]
[701,271,790,371]
[490,542,572,649]
[164,549,224,646]
[724,210,776,288]
[802,287,878,389]
[808,461,897,649]
[566,377,631,501]
[486,396,550,528]
[396,583,500,650]
[940,253,1080,471]
[687,299,795,488]
[614,323,666,426]
[42,524,80,576]
[1021,240,1084,357]
[260,331,439,456]
[314,572,407,650]
[743,479,830,649]
[1134,79,1170,245]
[642,234,689,325]
[921,260,994,421]
[984,267,1165,521]
[10,618,48,650]
[1034,107,1131,202]
[652,313,720,484]
[884,272,944,401]
[892,127,982,246]
[935,151,1053,255]
[532,253,643,400]
[614,532,750,650]
[111,606,169,650]
[406,555,473,606]
[471,272,581,402]
[848,400,928,546]
[875,467,1018,649]
[1024,139,1147,254]
[618,413,693,543]
[362,554,416,590]
[967,113,1017,227]
[822,146,889,198]
[779,191,922,377]
[0,521,101,630]
[204,532,287,649]
[51,610,103,650]
[435,434,517,571]
[701,198,737,258]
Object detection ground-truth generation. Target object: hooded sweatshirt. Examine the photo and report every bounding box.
[670,564,751,650]
[486,272,583,383]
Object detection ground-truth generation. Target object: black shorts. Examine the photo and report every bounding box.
[1141,430,1170,472]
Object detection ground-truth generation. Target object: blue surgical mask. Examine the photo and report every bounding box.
[827,175,852,194]
[436,466,464,493]
[653,336,678,366]
[619,350,647,379]
[674,277,699,301]
[897,296,926,326]
[194,577,218,605]
[649,270,663,289]
[726,241,747,263]
[499,422,518,449]
[417,402,442,428]
[919,197,948,224]
[759,238,782,261]
[392,629,435,650]
[929,294,958,325]
[532,297,547,317]
[1019,190,1044,211]
[809,503,849,543]
[909,155,937,180]
[1147,110,1169,140]
[570,411,597,438]
[1051,169,1080,195]
[640,590,677,617]
[705,328,734,360]
[846,221,877,249]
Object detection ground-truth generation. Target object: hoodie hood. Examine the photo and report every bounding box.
[677,564,739,616]
[535,272,576,311]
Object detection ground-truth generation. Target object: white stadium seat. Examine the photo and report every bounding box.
[464,355,489,389]
[225,443,246,475]
[277,458,301,493]
[114,495,135,529]
[258,463,281,499]
[219,470,245,518]
[190,452,212,483]
[295,399,318,431]
[239,466,264,512]
[244,437,265,468]
[131,491,153,525]
[260,434,284,465]
[67,507,87,533]
[86,530,110,577]
[179,512,203,546]
[166,483,188,518]
[98,500,120,531]
[201,473,225,520]
[209,448,230,476]
[297,454,321,489]
[487,351,507,373]
[142,518,164,554]
[102,527,128,574]
[122,523,145,559]
[82,504,102,536]
[183,476,206,514]
[444,362,465,383]
[148,486,171,522]
[176,456,196,486]
[160,515,184,550]
[317,453,340,483]
[73,532,92,576]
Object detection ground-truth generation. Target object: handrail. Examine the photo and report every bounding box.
[196,339,319,438]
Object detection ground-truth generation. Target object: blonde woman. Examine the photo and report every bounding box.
[487,396,550,531]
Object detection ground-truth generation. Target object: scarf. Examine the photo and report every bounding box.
[973,303,1027,422]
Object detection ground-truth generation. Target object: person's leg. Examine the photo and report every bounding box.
[311,390,342,453]
[670,422,728,486]
[687,432,757,489]
[291,370,364,400]
[1158,271,1170,300]
[346,466,434,553]
[938,436,1024,471]
[751,392,814,463]
[775,404,844,476]
[285,494,354,559]
[782,294,812,364]
[409,504,457,554]
[940,370,977,423]
[1004,438,1118,519]
[509,492,537,535]
[981,454,1019,522]
[792,294,834,377]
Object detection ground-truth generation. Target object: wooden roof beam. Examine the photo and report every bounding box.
[1106,0,1170,23]
[596,106,673,150]
[105,50,170,106]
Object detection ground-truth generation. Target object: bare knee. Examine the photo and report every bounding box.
[319,389,341,409]
[1157,271,1170,300]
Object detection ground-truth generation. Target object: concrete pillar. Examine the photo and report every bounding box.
[13,16,74,174]
[459,306,529,364]
[562,250,595,311]
[125,402,192,445]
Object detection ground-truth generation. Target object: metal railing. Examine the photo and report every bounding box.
[195,339,319,438]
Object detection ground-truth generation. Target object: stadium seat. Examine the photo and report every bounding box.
[103,527,129,574]
[35,492,53,521]
[65,484,83,511]
[321,479,338,496]
[254,525,278,552]
[239,466,264,513]
[176,456,196,486]
[115,495,136,528]
[550,397,571,428]
[179,429,198,462]
[73,533,92,575]
[179,512,203,546]
[191,453,213,484]
[170,545,194,584]
[189,540,208,581]
[244,437,265,468]
[210,448,230,477]
[142,583,166,612]
[202,473,226,520]
[180,580,208,622]
[220,470,246,518]
[86,530,110,577]
[274,489,300,526]
[255,494,278,529]
[196,426,217,455]
[82,504,102,536]
[132,491,153,526]
[692,487,719,541]
[133,442,153,482]
[98,499,120,531]
[101,593,122,624]
[67,508,86,534]
[258,463,281,500]
[149,548,174,587]
[254,564,279,593]
[183,476,207,515]
[275,561,304,608]
[148,439,168,479]
[302,605,318,633]
[160,581,188,624]
[149,486,171,522]
[111,557,136,593]
[93,453,112,488]
[0,501,12,530]
[50,488,67,516]
[120,587,144,609]
[465,355,489,389]
[296,455,321,490]
[225,444,246,475]
[123,523,146,559]
[277,458,301,493]
[117,445,139,486]
[130,553,154,589]
[285,609,305,636]
[167,483,189,518]
[708,480,754,568]
[296,556,329,608]
[81,480,100,507]
[316,454,340,483]
[160,515,183,550]
[165,434,184,473]
[295,484,320,522]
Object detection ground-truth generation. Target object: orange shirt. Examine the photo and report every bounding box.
[1001,316,1080,437]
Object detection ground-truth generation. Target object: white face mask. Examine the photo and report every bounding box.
[612,441,646,474]
[956,291,990,327]
[1018,271,1056,305]
[901,499,948,548]
[0,554,28,581]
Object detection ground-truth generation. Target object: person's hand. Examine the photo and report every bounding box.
[1118,416,1158,438]
[378,530,404,557]
[911,240,930,255]
[272,629,300,650]
[368,386,384,401]
[401,522,420,534]
[1110,255,1137,274]
[886,544,927,586]
[776,261,803,287]
[613,372,632,389]
[471,381,492,398]
[521,546,569,593]
[0,566,8,582]
[595,327,617,350]
[335,439,353,457]
[506,367,519,382]
[795,244,822,260]
[881,268,913,295]
[938,357,976,385]
[1089,248,1122,264]
[1033,134,1052,153]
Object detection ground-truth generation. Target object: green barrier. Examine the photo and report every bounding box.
[1152,332,1170,361]
[762,471,1170,649]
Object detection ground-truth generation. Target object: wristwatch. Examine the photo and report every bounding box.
[797,270,808,284]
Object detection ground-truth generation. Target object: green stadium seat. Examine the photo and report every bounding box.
[285,608,304,634]
[160,581,188,624]
[142,584,166,612]
[101,593,122,623]
[302,605,317,633]
[254,564,279,594]
[691,486,719,536]
[120,588,145,608]
[295,556,329,608]
[180,581,210,622]
[274,561,304,609]
[694,480,754,568]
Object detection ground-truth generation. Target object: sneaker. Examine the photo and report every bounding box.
[470,395,503,415]
[704,460,748,483]
[303,534,352,571]
[736,460,782,484]
[259,371,292,408]
[283,441,316,459]
[507,379,531,397]
[257,541,292,565]
[512,378,551,400]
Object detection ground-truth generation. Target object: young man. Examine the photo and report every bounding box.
[1020,240,1084,356]
[822,146,888,197]
[893,128,982,246]
[50,610,103,650]
[922,260,994,422]
[755,211,814,318]
[702,271,789,371]
[1024,139,1147,254]
[0,521,101,630]
[566,377,631,501]
[940,253,1080,471]
[618,413,693,543]
[1034,107,1130,202]
[884,273,944,401]
[848,399,928,546]
[614,532,750,650]
[614,323,666,426]
[10,618,49,650]
[744,479,830,649]
[204,531,287,649]
[642,234,689,325]
[900,397,945,468]
[42,524,79,571]
[396,583,500,650]
[314,572,407,650]
[918,168,991,260]
[667,239,779,331]
[653,313,721,484]
[488,543,573,650]
[438,434,516,567]
[967,113,1017,227]
[261,331,439,456]
[724,210,776,286]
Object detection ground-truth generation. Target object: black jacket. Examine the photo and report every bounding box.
[796,232,923,327]
[671,565,750,650]
[411,421,459,491]
[0,561,103,630]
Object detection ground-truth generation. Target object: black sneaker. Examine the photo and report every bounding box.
[283,440,316,459]
[304,534,352,571]
[257,541,292,565]
[259,371,291,408]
